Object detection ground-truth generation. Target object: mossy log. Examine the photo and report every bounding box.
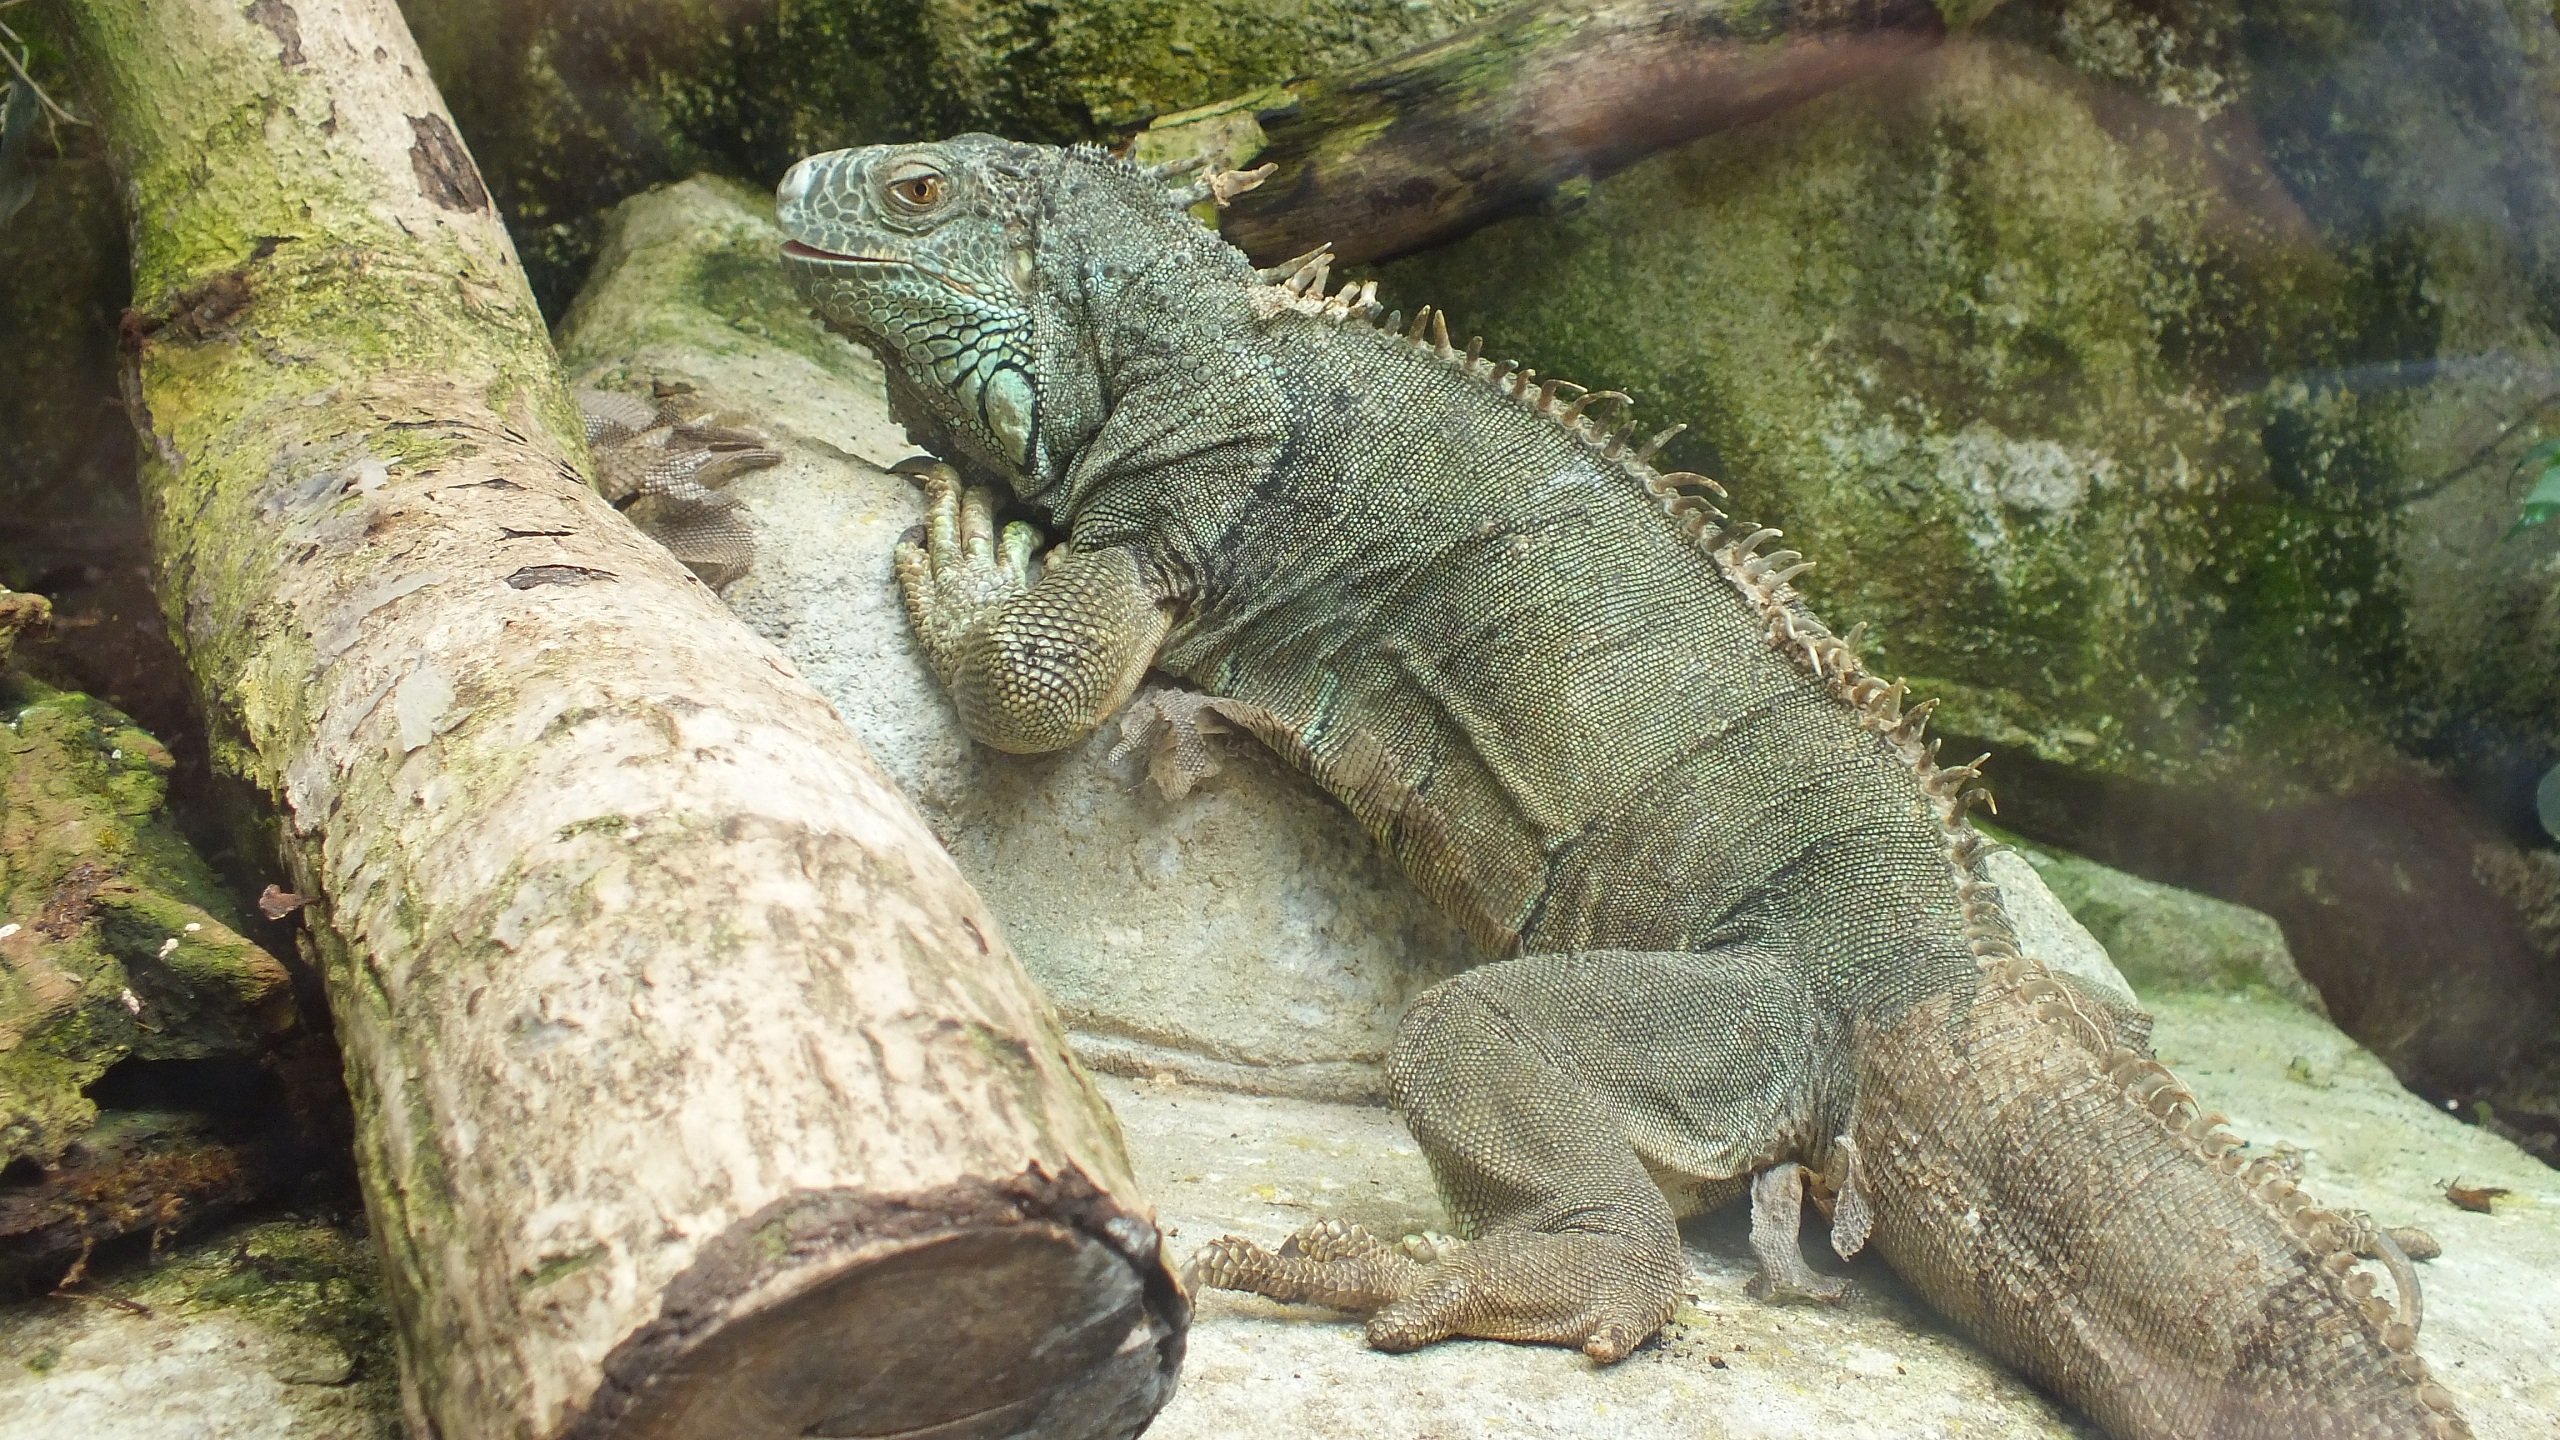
[51,3,1180,1437]
[1208,0,1953,267]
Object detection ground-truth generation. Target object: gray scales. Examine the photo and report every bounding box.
[775,136,2466,1440]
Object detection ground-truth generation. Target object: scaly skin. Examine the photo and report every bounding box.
[777,136,2469,1439]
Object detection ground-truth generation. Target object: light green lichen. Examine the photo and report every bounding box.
[1382,33,2551,796]
[3,681,293,1168]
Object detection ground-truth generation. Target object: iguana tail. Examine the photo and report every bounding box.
[1846,979,2469,1440]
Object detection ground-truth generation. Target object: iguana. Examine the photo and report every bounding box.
[776,135,2469,1440]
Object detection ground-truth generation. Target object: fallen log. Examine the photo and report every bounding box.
[49,2,1181,1436]
[1202,0,1956,267]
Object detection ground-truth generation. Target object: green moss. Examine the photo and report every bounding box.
[1382,32,2552,797]
[4,680,291,1168]
[125,1214,400,1419]
[405,0,1509,314]
[520,1242,606,1290]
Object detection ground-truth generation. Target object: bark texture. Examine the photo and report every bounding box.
[1201,0,1952,267]
[53,2,1181,1437]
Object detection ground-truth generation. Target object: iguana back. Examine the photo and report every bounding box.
[778,136,2469,1440]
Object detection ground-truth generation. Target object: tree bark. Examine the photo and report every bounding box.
[50,2,1182,1437]
[1211,0,1952,267]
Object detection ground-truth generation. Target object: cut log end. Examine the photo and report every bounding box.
[568,1173,1186,1440]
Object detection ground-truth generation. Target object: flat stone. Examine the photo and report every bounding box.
[0,1217,396,1440]
[1118,990,2559,1439]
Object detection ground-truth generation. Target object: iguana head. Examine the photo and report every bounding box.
[778,136,1252,511]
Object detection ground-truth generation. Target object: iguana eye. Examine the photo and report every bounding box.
[885,165,949,213]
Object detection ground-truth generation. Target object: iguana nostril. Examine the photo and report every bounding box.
[777,157,818,207]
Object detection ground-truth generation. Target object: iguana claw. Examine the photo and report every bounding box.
[891,460,1046,683]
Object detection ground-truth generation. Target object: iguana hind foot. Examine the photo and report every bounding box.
[1188,1219,1680,1363]
[1746,1160,1849,1303]
[1110,687,1280,798]
[1187,1220,1426,1313]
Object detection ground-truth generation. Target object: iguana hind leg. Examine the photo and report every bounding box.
[1192,945,1826,1363]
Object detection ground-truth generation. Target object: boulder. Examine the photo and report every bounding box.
[1353,7,2560,1133]
[2,608,311,1281]
[553,175,2144,1095]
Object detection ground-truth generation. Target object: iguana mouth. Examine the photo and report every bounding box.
[781,239,907,265]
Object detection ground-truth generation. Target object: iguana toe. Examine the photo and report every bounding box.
[1362,1229,1682,1362]
[1186,1230,1423,1313]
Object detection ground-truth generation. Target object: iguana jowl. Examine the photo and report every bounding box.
[777,136,2469,1440]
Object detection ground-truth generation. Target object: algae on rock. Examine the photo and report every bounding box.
[1380,31,2557,791]
[1,589,304,1280]
[1,641,295,1172]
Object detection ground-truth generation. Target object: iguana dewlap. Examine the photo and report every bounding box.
[777,135,2468,1440]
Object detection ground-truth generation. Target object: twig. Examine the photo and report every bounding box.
[2394,387,2560,509]
[46,1285,155,1317]
[0,16,91,131]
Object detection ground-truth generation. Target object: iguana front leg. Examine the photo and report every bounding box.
[893,461,1171,753]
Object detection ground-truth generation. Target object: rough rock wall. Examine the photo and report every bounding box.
[1366,5,2560,1135]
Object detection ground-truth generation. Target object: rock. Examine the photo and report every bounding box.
[1,682,296,1175]
[0,1212,398,1440]
[558,177,1484,1099]
[1995,826,2325,1012]
[1118,990,2560,1440]
[1373,13,2560,802]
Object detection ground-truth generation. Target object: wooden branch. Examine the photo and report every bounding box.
[1213,0,1950,267]
[51,2,1181,1436]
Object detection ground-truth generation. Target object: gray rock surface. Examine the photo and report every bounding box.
[0,1216,396,1440]
[2005,828,2326,1013]
[1120,991,2559,1439]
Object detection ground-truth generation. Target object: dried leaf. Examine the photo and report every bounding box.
[2443,1179,2511,1214]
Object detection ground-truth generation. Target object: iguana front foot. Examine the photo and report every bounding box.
[1189,1219,1681,1363]
[890,458,1044,680]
